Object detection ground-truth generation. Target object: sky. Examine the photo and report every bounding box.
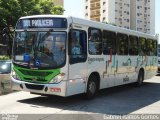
[64,0,160,43]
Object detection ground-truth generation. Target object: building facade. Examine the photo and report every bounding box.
[84,0,155,34]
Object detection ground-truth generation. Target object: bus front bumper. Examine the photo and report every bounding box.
[11,77,67,97]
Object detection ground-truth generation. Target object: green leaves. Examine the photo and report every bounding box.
[0,0,64,57]
[0,55,10,60]
[0,0,64,28]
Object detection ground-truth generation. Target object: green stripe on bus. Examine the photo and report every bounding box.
[13,65,60,84]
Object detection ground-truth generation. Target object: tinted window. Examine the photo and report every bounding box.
[69,29,87,64]
[146,39,154,56]
[139,37,146,56]
[88,28,102,55]
[129,36,138,55]
[153,40,157,56]
[117,33,128,55]
[103,31,116,55]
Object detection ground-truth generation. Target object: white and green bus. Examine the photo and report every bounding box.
[11,15,158,99]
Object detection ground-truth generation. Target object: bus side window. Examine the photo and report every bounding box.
[103,30,116,55]
[129,36,138,56]
[146,39,154,56]
[139,37,146,56]
[88,28,102,55]
[69,29,87,64]
[117,33,128,55]
[153,40,157,56]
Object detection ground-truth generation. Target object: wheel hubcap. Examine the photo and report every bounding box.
[89,82,96,94]
[140,75,143,83]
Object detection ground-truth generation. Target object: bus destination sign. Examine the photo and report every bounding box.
[16,18,67,29]
[23,19,54,27]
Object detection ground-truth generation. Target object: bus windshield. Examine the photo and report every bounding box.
[13,31,66,69]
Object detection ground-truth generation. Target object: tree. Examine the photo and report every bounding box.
[0,0,64,57]
[0,0,64,28]
[0,0,21,28]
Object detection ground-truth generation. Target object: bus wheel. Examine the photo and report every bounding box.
[135,70,144,87]
[85,75,97,99]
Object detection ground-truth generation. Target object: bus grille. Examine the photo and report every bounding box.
[25,84,44,90]
[19,70,52,77]
[24,77,47,82]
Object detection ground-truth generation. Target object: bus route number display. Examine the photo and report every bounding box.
[23,19,53,27]
[16,18,67,29]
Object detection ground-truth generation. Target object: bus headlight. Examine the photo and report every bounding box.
[50,73,65,83]
[11,69,20,80]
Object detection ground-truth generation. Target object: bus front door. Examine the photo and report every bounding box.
[67,27,88,96]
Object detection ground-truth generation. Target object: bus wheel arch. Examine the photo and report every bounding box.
[85,72,100,99]
[135,68,144,87]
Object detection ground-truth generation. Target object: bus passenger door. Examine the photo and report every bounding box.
[67,27,88,96]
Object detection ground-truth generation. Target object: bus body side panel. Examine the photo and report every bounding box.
[115,55,130,86]
[67,62,87,96]
[87,55,108,89]
[144,56,157,79]
[99,54,116,89]
[127,56,139,83]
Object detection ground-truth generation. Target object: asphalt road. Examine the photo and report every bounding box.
[0,76,160,120]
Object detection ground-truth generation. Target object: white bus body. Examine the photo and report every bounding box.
[11,15,158,98]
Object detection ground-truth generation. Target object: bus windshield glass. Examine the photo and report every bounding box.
[13,31,66,69]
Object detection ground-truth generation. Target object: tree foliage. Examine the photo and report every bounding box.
[0,0,64,57]
[0,0,64,28]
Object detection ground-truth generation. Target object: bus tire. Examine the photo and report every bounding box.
[135,70,144,87]
[85,75,98,99]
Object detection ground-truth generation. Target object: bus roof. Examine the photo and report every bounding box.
[19,15,70,19]
[19,15,157,40]
[70,16,156,40]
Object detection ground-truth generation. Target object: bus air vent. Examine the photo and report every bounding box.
[25,84,44,90]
